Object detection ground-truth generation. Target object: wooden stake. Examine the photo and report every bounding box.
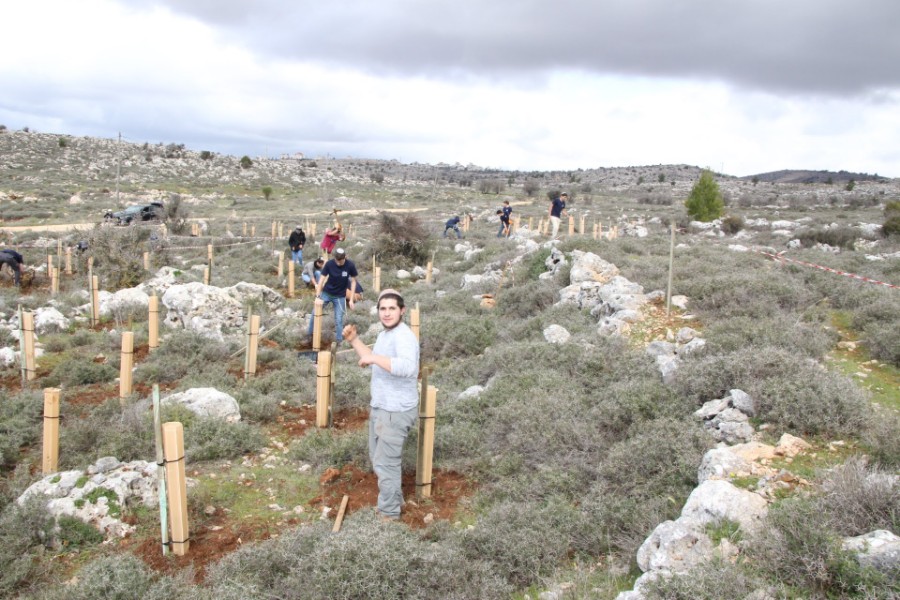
[21,310,36,381]
[416,385,437,499]
[244,314,260,379]
[312,298,323,352]
[47,254,53,275]
[579,215,586,235]
[51,267,59,295]
[90,275,100,327]
[242,222,248,237]
[162,421,189,556]
[410,303,420,340]
[288,261,295,298]
[148,295,159,351]
[316,350,332,428]
[203,266,210,286]
[528,216,533,231]
[373,266,381,294]
[143,251,150,271]
[65,248,72,275]
[425,261,433,285]
[119,332,134,402]
[666,220,676,317]
[277,250,284,277]
[42,388,60,474]
[332,494,349,533]
[568,216,575,236]
[152,386,169,556]
[251,225,256,236]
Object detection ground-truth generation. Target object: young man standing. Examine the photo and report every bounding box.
[307,248,357,344]
[549,192,568,239]
[288,225,306,265]
[342,289,419,521]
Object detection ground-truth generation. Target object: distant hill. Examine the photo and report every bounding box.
[743,169,890,184]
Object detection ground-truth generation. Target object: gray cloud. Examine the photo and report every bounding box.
[143,0,900,95]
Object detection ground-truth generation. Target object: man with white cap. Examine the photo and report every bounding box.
[342,288,419,521]
[288,225,306,265]
[307,247,357,344]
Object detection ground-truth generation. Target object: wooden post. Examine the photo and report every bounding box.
[425,261,433,285]
[90,275,100,327]
[207,244,213,264]
[315,350,332,428]
[242,222,248,237]
[312,298,323,352]
[143,251,150,271]
[410,302,420,340]
[162,421,189,556]
[373,266,381,294]
[244,314,260,380]
[42,388,61,474]
[579,215,586,235]
[568,216,575,236]
[119,331,134,403]
[203,266,210,286]
[251,225,256,236]
[277,251,284,277]
[21,310,36,381]
[666,220,676,317]
[152,386,169,556]
[288,261,295,298]
[528,216,533,231]
[278,222,284,238]
[332,494,349,533]
[50,267,59,295]
[47,254,53,275]
[65,248,72,275]
[148,295,159,351]
[416,385,437,499]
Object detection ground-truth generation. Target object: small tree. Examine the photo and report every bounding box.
[240,155,253,169]
[658,173,665,183]
[262,186,273,201]
[200,150,213,160]
[846,179,856,191]
[685,170,724,222]
[523,179,540,197]
[370,172,384,184]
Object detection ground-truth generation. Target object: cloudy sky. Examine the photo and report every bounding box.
[2,0,899,177]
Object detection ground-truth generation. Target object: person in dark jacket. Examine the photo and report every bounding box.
[443,216,462,239]
[0,249,24,286]
[288,226,306,265]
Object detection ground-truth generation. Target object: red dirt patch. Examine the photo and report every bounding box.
[274,404,369,438]
[310,463,475,529]
[125,514,278,583]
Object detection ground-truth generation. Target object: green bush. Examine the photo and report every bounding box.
[862,410,900,468]
[288,427,368,470]
[794,225,859,249]
[675,346,869,437]
[748,497,889,596]
[57,515,104,548]
[0,389,42,470]
[45,357,117,387]
[185,418,265,462]
[62,554,155,600]
[704,314,836,360]
[720,214,744,234]
[0,496,55,596]
[208,512,512,599]
[134,329,232,383]
[641,558,773,600]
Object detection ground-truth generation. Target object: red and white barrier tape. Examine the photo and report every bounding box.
[757,250,898,289]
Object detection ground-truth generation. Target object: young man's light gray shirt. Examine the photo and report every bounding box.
[370,322,419,411]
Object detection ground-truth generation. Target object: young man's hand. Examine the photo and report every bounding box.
[342,324,358,343]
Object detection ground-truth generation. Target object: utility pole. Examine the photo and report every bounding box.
[115,132,121,204]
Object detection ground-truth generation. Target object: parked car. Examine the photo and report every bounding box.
[104,202,165,225]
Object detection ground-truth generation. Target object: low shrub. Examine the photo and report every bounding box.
[372,211,434,267]
[720,214,744,234]
[704,314,836,360]
[862,410,900,468]
[794,225,859,249]
[640,558,773,600]
[288,428,368,470]
[134,329,232,383]
[45,357,117,387]
[675,346,870,437]
[0,389,42,470]
[57,514,104,548]
[815,457,900,536]
[0,496,55,596]
[184,418,265,462]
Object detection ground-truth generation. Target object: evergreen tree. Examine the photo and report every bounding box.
[685,170,724,221]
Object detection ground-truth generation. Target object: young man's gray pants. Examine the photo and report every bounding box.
[369,406,418,518]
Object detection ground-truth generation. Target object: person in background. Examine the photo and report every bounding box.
[288,225,306,265]
[497,200,512,237]
[302,257,324,287]
[0,249,25,287]
[320,224,344,256]
[342,289,419,521]
[549,192,568,239]
[307,248,357,344]
[443,215,462,239]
